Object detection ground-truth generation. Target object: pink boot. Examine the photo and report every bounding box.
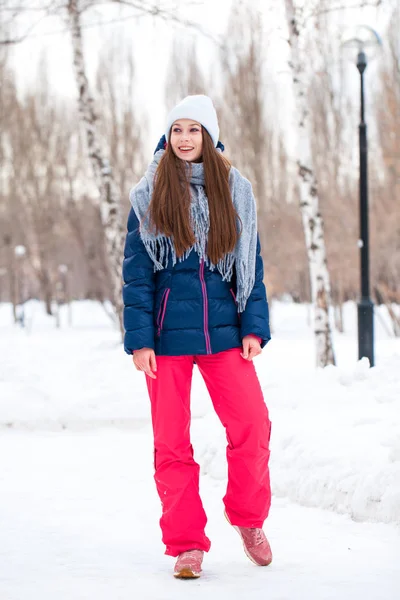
[225,512,272,566]
[173,550,204,579]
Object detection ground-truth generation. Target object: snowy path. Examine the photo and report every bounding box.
[1,429,399,600]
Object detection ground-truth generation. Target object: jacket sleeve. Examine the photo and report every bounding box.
[239,234,271,348]
[123,207,156,354]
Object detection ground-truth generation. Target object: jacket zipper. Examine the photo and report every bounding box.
[157,288,170,336]
[199,259,212,354]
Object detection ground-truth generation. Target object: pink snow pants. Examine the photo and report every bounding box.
[145,347,271,557]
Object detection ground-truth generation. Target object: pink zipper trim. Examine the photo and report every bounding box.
[157,288,170,336]
[199,260,212,354]
[230,288,241,320]
[157,289,168,327]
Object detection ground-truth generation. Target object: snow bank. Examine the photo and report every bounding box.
[1,299,399,525]
[191,353,400,526]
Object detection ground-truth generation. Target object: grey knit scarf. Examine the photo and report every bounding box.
[129,149,257,312]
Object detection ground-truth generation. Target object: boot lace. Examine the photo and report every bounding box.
[181,550,202,558]
[251,529,264,545]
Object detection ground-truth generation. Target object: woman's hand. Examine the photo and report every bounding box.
[132,348,157,379]
[240,335,262,361]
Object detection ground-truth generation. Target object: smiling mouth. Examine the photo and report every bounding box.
[179,147,194,152]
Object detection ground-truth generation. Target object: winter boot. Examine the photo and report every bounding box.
[225,511,272,566]
[173,549,204,579]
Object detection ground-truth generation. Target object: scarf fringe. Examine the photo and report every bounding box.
[235,259,255,313]
[141,233,238,288]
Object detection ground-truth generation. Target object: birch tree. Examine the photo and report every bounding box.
[284,0,336,367]
[308,14,358,332]
[67,0,124,331]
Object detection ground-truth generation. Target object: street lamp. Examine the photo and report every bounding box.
[14,245,27,327]
[341,25,382,367]
[57,264,72,327]
[14,245,26,258]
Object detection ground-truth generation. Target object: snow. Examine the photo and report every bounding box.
[1,299,399,598]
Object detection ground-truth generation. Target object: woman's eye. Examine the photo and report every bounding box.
[172,127,199,133]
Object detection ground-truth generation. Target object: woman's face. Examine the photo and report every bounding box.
[170,119,203,162]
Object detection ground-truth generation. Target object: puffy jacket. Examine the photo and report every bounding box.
[123,209,271,356]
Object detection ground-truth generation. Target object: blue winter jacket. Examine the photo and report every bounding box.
[123,209,271,356]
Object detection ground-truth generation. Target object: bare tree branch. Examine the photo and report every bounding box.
[0,0,221,46]
[111,0,221,46]
[1,1,62,11]
[0,11,147,43]
[310,0,382,18]
[0,0,65,44]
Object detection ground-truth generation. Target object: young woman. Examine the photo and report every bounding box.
[123,95,272,579]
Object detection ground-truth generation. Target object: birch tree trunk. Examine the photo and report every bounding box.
[67,0,124,333]
[284,0,335,367]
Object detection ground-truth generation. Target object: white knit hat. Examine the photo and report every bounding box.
[165,95,220,147]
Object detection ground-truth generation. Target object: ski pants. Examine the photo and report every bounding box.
[145,347,271,557]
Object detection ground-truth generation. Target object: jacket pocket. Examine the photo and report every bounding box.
[157,288,170,336]
[230,288,241,320]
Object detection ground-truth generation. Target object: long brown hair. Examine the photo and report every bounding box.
[149,127,240,264]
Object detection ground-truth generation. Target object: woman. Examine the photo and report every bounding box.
[123,95,272,579]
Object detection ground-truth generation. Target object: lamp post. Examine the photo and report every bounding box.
[14,245,27,327]
[342,26,382,367]
[0,268,6,302]
[56,264,71,328]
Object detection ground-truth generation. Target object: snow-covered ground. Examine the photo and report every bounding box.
[1,429,399,600]
[1,299,399,599]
